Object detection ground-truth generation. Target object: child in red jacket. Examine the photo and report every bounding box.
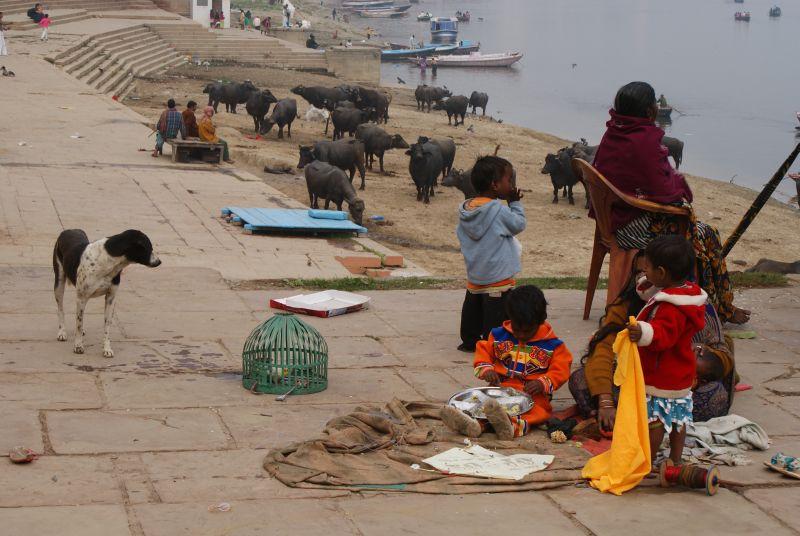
[441,285,573,440]
[629,235,707,463]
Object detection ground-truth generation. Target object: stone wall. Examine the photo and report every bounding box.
[325,46,380,85]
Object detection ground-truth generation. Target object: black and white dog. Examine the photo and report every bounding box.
[53,229,161,357]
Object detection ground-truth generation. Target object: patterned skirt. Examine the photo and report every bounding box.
[615,212,735,323]
[646,392,693,434]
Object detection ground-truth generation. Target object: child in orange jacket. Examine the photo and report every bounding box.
[441,285,573,439]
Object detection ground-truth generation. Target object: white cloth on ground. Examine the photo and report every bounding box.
[684,414,770,466]
[0,31,8,55]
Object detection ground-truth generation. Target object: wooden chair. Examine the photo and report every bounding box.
[572,158,692,320]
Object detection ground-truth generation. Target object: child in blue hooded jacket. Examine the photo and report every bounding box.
[456,155,526,351]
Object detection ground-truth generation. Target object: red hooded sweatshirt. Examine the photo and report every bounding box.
[592,110,693,232]
[635,282,707,397]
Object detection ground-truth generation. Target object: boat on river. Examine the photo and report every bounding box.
[769,6,781,17]
[342,0,394,10]
[657,106,673,120]
[451,39,480,55]
[383,44,459,61]
[735,11,751,21]
[418,51,523,68]
[417,11,432,21]
[430,17,459,42]
[358,8,409,18]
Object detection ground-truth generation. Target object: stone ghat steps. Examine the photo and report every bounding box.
[0,0,156,15]
[48,24,186,99]
[7,9,89,31]
[146,25,329,71]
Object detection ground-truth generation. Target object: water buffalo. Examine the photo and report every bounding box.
[297,139,367,190]
[662,136,684,169]
[406,140,444,204]
[418,136,455,185]
[745,258,800,274]
[245,89,278,133]
[291,85,352,134]
[304,160,365,225]
[331,105,373,140]
[352,86,390,124]
[260,98,297,139]
[208,80,258,114]
[203,81,223,109]
[469,91,489,116]
[540,141,597,207]
[415,85,451,112]
[355,123,409,174]
[442,167,477,199]
[434,95,469,126]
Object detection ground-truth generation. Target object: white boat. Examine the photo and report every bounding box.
[428,52,523,67]
[342,0,394,9]
[430,17,459,42]
[417,11,432,21]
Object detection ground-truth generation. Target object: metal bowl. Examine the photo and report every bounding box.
[448,386,533,419]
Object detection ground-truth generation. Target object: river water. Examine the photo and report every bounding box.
[348,0,800,202]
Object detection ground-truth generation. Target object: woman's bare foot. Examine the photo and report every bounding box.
[729,307,751,325]
[440,406,481,437]
[482,398,515,440]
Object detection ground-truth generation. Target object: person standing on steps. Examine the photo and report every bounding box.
[0,12,9,56]
[38,14,50,42]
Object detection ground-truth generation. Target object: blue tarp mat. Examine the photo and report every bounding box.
[222,207,367,234]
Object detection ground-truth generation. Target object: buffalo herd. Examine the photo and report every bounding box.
[202,79,686,221]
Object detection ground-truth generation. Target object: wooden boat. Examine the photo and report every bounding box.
[358,8,408,18]
[657,106,673,120]
[417,11,432,21]
[735,11,751,21]
[769,6,781,17]
[451,39,480,55]
[430,17,459,42]
[381,44,439,61]
[734,0,744,3]
[342,0,394,10]
[421,52,523,67]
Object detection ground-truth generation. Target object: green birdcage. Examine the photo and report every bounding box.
[241,312,328,395]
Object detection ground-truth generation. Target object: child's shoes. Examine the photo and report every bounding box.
[483,398,515,440]
[440,405,481,438]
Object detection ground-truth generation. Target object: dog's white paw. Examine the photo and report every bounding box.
[103,346,114,358]
[57,330,67,341]
[73,344,84,354]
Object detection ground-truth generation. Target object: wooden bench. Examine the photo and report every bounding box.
[167,139,224,164]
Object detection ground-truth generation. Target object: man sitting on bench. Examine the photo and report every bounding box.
[153,99,185,158]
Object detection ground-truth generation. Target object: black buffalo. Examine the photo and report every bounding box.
[304,160,365,225]
[662,136,684,169]
[406,140,444,204]
[351,86,390,124]
[297,139,367,190]
[355,123,409,174]
[442,167,477,199]
[469,91,489,116]
[260,98,297,139]
[434,95,469,126]
[540,140,597,207]
[418,136,456,185]
[245,89,278,133]
[291,85,353,134]
[207,80,258,114]
[331,105,373,140]
[415,85,451,112]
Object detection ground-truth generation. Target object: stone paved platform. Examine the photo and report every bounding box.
[1,12,798,536]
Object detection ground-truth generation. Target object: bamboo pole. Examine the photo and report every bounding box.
[722,143,800,257]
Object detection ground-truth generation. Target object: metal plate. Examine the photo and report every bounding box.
[448,387,533,419]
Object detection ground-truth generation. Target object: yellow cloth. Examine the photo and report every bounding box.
[581,317,651,495]
[198,117,219,143]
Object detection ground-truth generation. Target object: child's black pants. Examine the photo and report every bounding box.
[459,290,510,350]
